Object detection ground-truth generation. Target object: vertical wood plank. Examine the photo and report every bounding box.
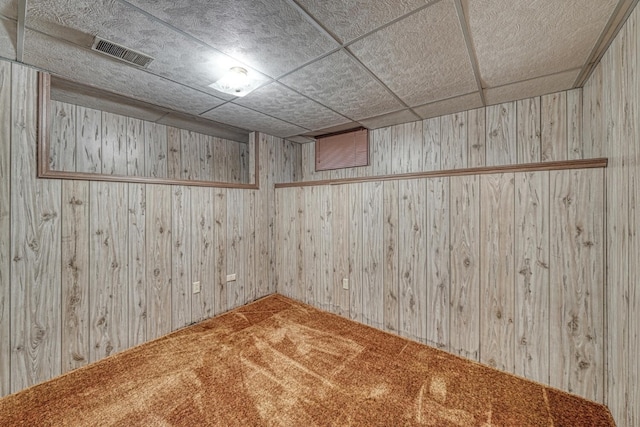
[180,130,198,180]
[541,92,568,162]
[486,102,517,166]
[243,189,256,303]
[361,181,383,329]
[550,169,604,402]
[301,142,317,181]
[303,187,318,305]
[226,189,244,309]
[128,184,146,346]
[61,180,90,372]
[274,189,288,297]
[254,134,271,299]
[398,179,427,342]
[10,64,62,392]
[449,175,480,361]
[171,186,191,329]
[467,108,486,167]
[145,185,172,340]
[212,137,226,183]
[332,185,350,316]
[567,89,583,160]
[383,180,399,333]
[371,127,392,176]
[191,187,214,322]
[166,127,182,180]
[294,187,307,302]
[127,118,145,177]
[515,171,550,385]
[392,122,422,174]
[101,112,127,175]
[422,116,441,171]
[582,64,603,159]
[319,186,333,311]
[89,181,128,363]
[49,101,76,172]
[441,112,467,169]
[75,106,101,174]
[480,173,515,372]
[227,141,242,183]
[213,188,227,314]
[201,135,214,182]
[347,183,362,320]
[426,177,450,350]
[0,60,10,396]
[144,122,168,179]
[516,97,541,163]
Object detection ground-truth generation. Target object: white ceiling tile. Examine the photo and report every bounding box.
[24,30,226,115]
[280,50,404,120]
[0,0,17,19]
[483,70,580,106]
[467,0,619,87]
[26,0,271,101]
[295,0,431,43]
[414,92,483,119]
[124,0,339,78]
[349,0,477,107]
[302,121,362,137]
[233,82,350,130]
[358,109,420,130]
[202,103,307,138]
[0,16,16,60]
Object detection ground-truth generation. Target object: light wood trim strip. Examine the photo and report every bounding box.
[275,158,608,188]
[38,72,260,190]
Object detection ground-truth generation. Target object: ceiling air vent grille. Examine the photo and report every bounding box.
[91,37,154,68]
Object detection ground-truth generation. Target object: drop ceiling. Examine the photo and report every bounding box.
[0,0,636,143]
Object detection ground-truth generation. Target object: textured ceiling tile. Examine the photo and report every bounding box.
[280,50,404,120]
[295,0,431,43]
[233,82,350,130]
[483,69,580,106]
[26,0,270,101]
[467,0,618,87]
[0,16,16,60]
[0,0,17,19]
[302,121,362,137]
[358,109,420,130]
[349,0,477,107]
[125,0,339,78]
[202,103,307,138]
[414,92,483,119]
[24,30,226,115]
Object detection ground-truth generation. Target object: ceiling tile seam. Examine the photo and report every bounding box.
[573,0,639,87]
[204,101,314,133]
[341,0,444,48]
[482,67,583,92]
[26,26,235,108]
[115,0,270,80]
[453,0,486,107]
[16,0,27,62]
[274,82,362,125]
[0,12,16,21]
[285,0,344,45]
[341,47,412,110]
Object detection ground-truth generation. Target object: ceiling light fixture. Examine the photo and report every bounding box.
[209,67,254,97]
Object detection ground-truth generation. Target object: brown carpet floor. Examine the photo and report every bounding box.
[0,295,615,426]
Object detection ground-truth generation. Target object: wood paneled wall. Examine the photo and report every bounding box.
[275,168,606,403]
[49,100,251,183]
[300,88,584,181]
[0,61,297,397]
[583,4,640,426]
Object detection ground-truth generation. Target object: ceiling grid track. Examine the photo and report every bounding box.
[453,0,486,106]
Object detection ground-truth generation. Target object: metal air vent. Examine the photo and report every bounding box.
[91,37,154,68]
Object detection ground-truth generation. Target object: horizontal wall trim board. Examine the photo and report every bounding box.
[275,158,608,188]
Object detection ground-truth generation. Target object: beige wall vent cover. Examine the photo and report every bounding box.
[91,37,154,68]
[315,128,369,171]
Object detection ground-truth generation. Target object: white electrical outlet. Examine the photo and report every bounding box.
[192,281,201,294]
[226,273,237,282]
[342,278,349,290]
